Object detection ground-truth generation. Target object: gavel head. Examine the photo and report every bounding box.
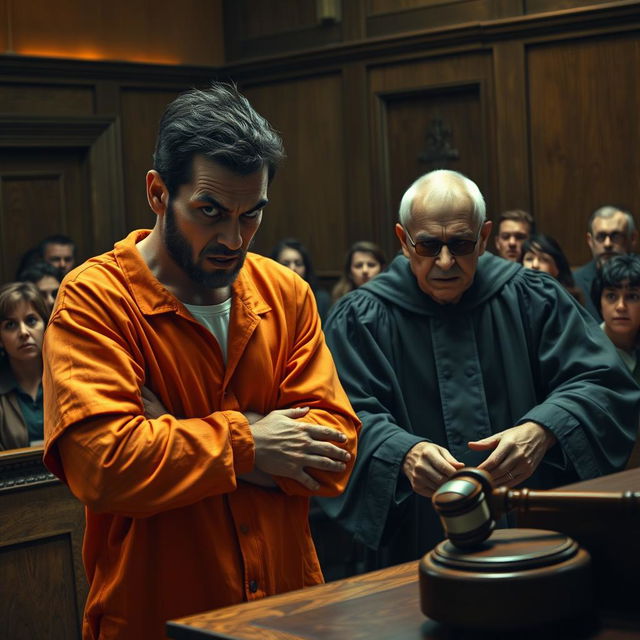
[431,468,496,549]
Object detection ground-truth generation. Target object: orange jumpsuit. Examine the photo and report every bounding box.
[43,230,359,640]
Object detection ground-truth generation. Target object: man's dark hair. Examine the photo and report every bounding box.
[154,83,285,197]
[591,254,640,312]
[40,234,74,249]
[18,261,62,284]
[497,209,535,234]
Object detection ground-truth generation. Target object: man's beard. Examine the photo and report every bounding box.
[164,203,245,289]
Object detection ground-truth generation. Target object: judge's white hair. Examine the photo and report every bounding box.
[398,170,486,228]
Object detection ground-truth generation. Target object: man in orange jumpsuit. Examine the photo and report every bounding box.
[42,84,359,640]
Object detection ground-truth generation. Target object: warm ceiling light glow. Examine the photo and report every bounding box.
[12,47,183,66]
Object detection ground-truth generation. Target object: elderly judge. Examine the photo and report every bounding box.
[320,169,639,569]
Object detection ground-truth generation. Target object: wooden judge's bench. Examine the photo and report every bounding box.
[167,468,640,640]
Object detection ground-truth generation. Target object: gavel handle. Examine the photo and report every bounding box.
[489,487,640,517]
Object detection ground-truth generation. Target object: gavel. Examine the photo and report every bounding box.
[432,467,640,549]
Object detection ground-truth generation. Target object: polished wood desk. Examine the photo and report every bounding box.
[167,469,640,640]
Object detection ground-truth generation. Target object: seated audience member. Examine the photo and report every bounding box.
[18,261,61,313]
[591,255,640,385]
[270,238,331,322]
[332,241,387,303]
[494,209,534,262]
[40,234,75,275]
[574,205,637,321]
[319,169,639,570]
[0,282,48,450]
[522,233,584,304]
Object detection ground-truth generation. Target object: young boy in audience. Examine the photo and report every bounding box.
[592,254,640,385]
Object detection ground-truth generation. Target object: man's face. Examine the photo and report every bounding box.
[601,281,640,344]
[494,220,529,262]
[395,199,492,305]
[43,243,74,274]
[161,155,268,290]
[587,212,636,264]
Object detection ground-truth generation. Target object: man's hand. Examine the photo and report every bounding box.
[142,386,167,419]
[250,406,351,491]
[468,421,557,487]
[402,442,464,498]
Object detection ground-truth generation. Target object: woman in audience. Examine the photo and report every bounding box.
[270,238,332,322]
[522,233,584,303]
[0,282,49,450]
[19,261,61,314]
[332,241,387,303]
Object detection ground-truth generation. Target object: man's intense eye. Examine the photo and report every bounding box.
[200,205,220,218]
[242,210,261,220]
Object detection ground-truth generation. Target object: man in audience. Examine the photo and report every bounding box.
[493,209,533,262]
[575,205,637,320]
[18,261,61,313]
[40,234,75,275]
[42,84,359,640]
[321,169,638,570]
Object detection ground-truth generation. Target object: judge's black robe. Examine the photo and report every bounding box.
[319,253,639,568]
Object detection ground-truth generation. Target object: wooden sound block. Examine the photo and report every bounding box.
[419,528,594,630]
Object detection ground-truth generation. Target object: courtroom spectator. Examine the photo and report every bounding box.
[332,241,387,303]
[270,238,331,322]
[18,261,61,314]
[0,282,48,450]
[42,84,359,640]
[493,209,534,262]
[40,234,75,275]
[591,255,640,385]
[319,169,639,571]
[574,206,638,321]
[522,233,584,304]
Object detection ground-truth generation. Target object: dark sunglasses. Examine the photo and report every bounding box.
[404,226,481,257]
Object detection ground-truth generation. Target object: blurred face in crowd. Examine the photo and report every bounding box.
[522,248,559,279]
[35,275,60,313]
[0,301,45,363]
[350,251,382,287]
[588,212,637,265]
[43,243,74,274]
[396,192,492,305]
[601,281,640,348]
[494,220,529,262]
[277,247,306,279]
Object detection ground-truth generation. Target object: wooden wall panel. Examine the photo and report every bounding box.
[527,35,640,267]
[8,0,224,66]
[119,88,182,233]
[0,149,89,281]
[0,84,94,115]
[241,74,346,275]
[0,451,87,640]
[369,53,495,259]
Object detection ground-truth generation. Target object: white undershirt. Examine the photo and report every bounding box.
[184,299,232,363]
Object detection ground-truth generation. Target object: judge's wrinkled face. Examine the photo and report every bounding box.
[588,212,636,264]
[494,220,529,262]
[163,155,268,289]
[396,196,491,305]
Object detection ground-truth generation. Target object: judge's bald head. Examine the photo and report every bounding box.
[394,170,492,304]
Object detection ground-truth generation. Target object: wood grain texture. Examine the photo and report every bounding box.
[9,0,224,66]
[0,472,87,640]
[0,83,94,115]
[241,74,346,275]
[527,34,640,266]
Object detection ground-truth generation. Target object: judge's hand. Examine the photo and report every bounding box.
[250,406,351,491]
[402,442,464,498]
[142,386,167,419]
[468,421,557,487]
